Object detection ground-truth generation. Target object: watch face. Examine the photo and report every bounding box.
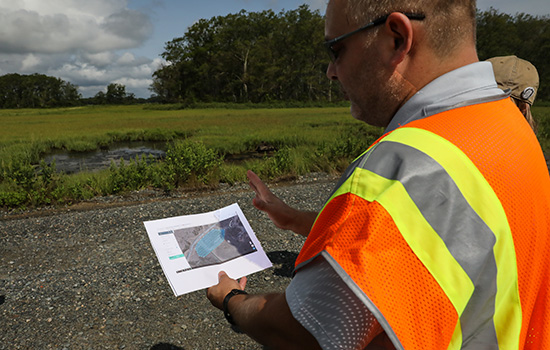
[229,289,246,297]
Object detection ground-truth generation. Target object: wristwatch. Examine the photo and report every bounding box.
[223,289,248,325]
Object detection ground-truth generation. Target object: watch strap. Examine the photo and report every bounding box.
[223,289,248,325]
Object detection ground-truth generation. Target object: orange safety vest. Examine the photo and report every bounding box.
[295,98,550,349]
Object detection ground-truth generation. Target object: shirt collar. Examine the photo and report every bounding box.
[385,61,508,133]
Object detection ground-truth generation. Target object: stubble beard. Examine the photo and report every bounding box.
[349,66,404,128]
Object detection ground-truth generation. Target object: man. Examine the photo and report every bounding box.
[207,0,550,349]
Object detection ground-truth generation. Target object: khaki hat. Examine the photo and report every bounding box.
[487,55,539,105]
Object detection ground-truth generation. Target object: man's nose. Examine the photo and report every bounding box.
[326,61,338,81]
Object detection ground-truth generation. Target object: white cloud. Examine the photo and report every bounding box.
[118,52,136,65]
[0,1,152,54]
[0,0,156,98]
[84,52,117,68]
[44,52,165,98]
[21,54,41,71]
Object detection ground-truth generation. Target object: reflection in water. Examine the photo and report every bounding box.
[42,141,277,174]
[43,141,166,174]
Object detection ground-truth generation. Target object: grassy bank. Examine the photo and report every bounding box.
[1,104,549,210]
[0,105,382,209]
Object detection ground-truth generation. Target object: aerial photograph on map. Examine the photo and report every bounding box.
[172,215,258,269]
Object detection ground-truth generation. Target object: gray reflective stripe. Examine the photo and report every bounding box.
[363,140,499,348]
[328,144,380,200]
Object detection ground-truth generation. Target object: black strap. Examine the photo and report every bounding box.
[223,289,248,325]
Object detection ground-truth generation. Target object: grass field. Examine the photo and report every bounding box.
[0,105,382,208]
[0,105,362,152]
[1,104,549,209]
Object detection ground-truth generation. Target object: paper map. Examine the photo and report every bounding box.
[144,203,272,296]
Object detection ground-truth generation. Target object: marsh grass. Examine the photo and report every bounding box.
[2,105,548,209]
[0,105,382,208]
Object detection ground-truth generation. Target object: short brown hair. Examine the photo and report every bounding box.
[345,0,477,57]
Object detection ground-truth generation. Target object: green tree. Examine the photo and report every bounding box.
[88,83,136,105]
[151,5,341,104]
[106,83,127,104]
[0,73,81,108]
[93,91,107,105]
[477,9,550,101]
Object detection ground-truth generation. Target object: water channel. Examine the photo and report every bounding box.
[42,141,277,174]
[43,141,166,174]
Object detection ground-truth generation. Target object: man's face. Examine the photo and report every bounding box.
[325,0,406,127]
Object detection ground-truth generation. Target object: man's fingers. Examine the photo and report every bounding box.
[239,276,248,290]
[218,271,245,288]
[247,170,271,197]
[249,181,259,194]
[218,270,229,281]
[247,170,259,187]
[247,169,259,181]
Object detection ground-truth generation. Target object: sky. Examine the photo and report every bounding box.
[0,0,548,99]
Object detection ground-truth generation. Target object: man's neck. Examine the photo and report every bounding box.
[401,44,479,94]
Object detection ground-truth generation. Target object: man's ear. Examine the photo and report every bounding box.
[384,12,414,67]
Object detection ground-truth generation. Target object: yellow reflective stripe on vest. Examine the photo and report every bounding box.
[329,166,471,350]
[383,127,522,348]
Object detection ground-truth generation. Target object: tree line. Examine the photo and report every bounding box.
[151,6,550,104]
[0,75,145,109]
[85,83,139,105]
[0,73,81,108]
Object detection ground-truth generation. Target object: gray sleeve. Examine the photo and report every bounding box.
[285,255,383,350]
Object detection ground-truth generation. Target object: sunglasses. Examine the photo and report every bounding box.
[324,12,426,62]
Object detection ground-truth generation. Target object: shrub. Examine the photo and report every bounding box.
[218,164,247,185]
[144,161,173,191]
[269,148,293,177]
[3,159,36,190]
[248,147,296,179]
[316,125,380,163]
[107,157,150,193]
[0,189,27,208]
[164,140,223,185]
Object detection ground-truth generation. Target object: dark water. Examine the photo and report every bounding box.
[224,150,276,163]
[42,141,277,174]
[43,141,166,174]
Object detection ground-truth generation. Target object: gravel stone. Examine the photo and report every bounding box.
[0,174,338,349]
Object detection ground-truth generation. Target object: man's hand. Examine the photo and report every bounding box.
[206,271,247,310]
[247,170,317,236]
[206,269,321,350]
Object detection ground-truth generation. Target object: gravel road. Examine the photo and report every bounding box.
[0,174,338,350]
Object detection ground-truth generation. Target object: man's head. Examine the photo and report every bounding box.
[325,0,478,127]
[487,55,539,132]
[487,55,539,106]
[345,0,477,58]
